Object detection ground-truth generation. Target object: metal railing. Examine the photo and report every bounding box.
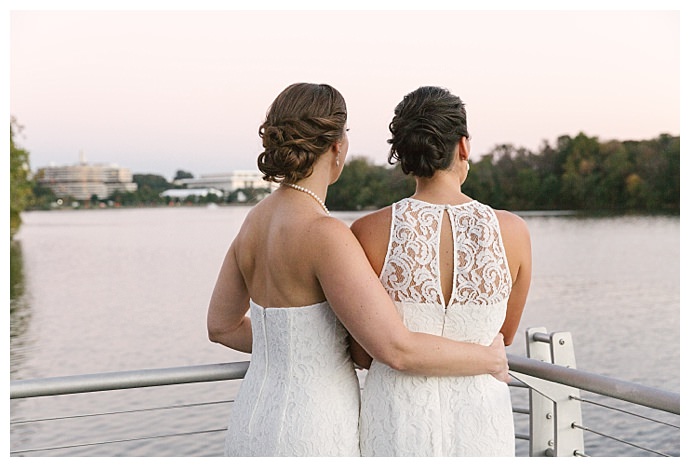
[10,327,680,457]
[508,328,679,456]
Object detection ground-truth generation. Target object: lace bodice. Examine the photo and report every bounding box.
[381,198,511,308]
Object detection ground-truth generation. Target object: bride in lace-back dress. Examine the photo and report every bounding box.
[351,86,532,456]
[358,199,516,456]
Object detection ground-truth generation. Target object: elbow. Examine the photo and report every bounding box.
[385,355,410,372]
[207,321,226,345]
[501,328,518,347]
[373,341,413,372]
[377,353,408,372]
[207,328,221,345]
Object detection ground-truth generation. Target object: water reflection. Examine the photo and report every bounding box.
[10,240,32,377]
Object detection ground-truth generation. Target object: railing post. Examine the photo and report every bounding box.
[525,327,555,456]
[549,331,585,456]
[516,328,585,457]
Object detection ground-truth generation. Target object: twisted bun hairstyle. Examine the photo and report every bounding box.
[387,86,469,178]
[257,83,347,184]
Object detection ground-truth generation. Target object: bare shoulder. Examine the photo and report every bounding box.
[233,198,271,245]
[494,209,531,265]
[494,209,530,237]
[307,216,372,273]
[349,207,392,273]
[307,215,360,248]
[350,206,392,240]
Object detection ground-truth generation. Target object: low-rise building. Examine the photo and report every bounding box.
[35,160,137,201]
[159,188,224,200]
[174,170,277,193]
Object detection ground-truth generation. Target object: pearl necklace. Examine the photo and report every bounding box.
[282,183,330,216]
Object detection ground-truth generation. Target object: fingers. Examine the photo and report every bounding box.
[491,366,510,383]
[489,333,509,382]
[490,333,506,349]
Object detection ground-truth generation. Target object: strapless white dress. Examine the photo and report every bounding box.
[224,300,360,456]
[359,198,515,456]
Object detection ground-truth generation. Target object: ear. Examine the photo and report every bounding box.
[458,136,470,161]
[332,141,342,155]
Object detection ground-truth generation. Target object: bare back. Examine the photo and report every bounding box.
[233,190,330,308]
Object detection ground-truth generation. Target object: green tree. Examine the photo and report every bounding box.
[173,170,193,181]
[528,140,564,209]
[463,154,500,206]
[328,157,414,211]
[597,141,632,209]
[632,134,679,211]
[29,181,57,210]
[105,174,172,206]
[559,133,601,209]
[657,134,681,210]
[462,132,678,213]
[10,117,33,238]
[131,173,173,205]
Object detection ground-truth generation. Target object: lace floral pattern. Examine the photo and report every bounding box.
[360,198,515,456]
[224,301,361,456]
[381,198,511,307]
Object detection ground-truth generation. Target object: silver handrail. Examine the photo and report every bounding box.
[11,357,679,417]
[507,354,679,415]
[10,362,249,399]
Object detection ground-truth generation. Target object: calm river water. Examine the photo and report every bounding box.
[10,206,680,457]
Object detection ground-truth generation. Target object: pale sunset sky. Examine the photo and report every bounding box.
[8,2,683,180]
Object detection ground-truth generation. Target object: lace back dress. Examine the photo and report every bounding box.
[359,198,515,456]
[224,300,361,456]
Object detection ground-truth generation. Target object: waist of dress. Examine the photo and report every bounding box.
[245,358,357,390]
[390,301,506,344]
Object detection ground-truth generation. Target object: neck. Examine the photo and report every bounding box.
[413,169,472,205]
[287,173,328,202]
[279,157,333,216]
[297,151,338,199]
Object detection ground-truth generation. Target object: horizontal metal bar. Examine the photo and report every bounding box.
[11,356,681,418]
[531,332,551,343]
[11,399,233,424]
[572,395,679,428]
[11,427,227,455]
[508,354,679,415]
[572,423,670,457]
[10,362,250,399]
[509,379,529,388]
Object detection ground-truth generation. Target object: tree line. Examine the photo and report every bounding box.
[10,115,680,238]
[330,132,679,213]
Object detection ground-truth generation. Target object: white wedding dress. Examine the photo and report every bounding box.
[359,198,515,456]
[224,300,361,456]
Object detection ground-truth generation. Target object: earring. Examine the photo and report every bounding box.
[336,151,341,167]
[466,160,470,172]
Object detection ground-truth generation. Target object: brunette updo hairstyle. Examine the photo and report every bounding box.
[257,83,347,184]
[387,86,469,178]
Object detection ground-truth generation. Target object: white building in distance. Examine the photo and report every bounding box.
[159,188,224,200]
[174,170,277,194]
[36,159,137,201]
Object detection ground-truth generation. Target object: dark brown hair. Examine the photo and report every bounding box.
[257,83,347,184]
[387,86,469,178]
